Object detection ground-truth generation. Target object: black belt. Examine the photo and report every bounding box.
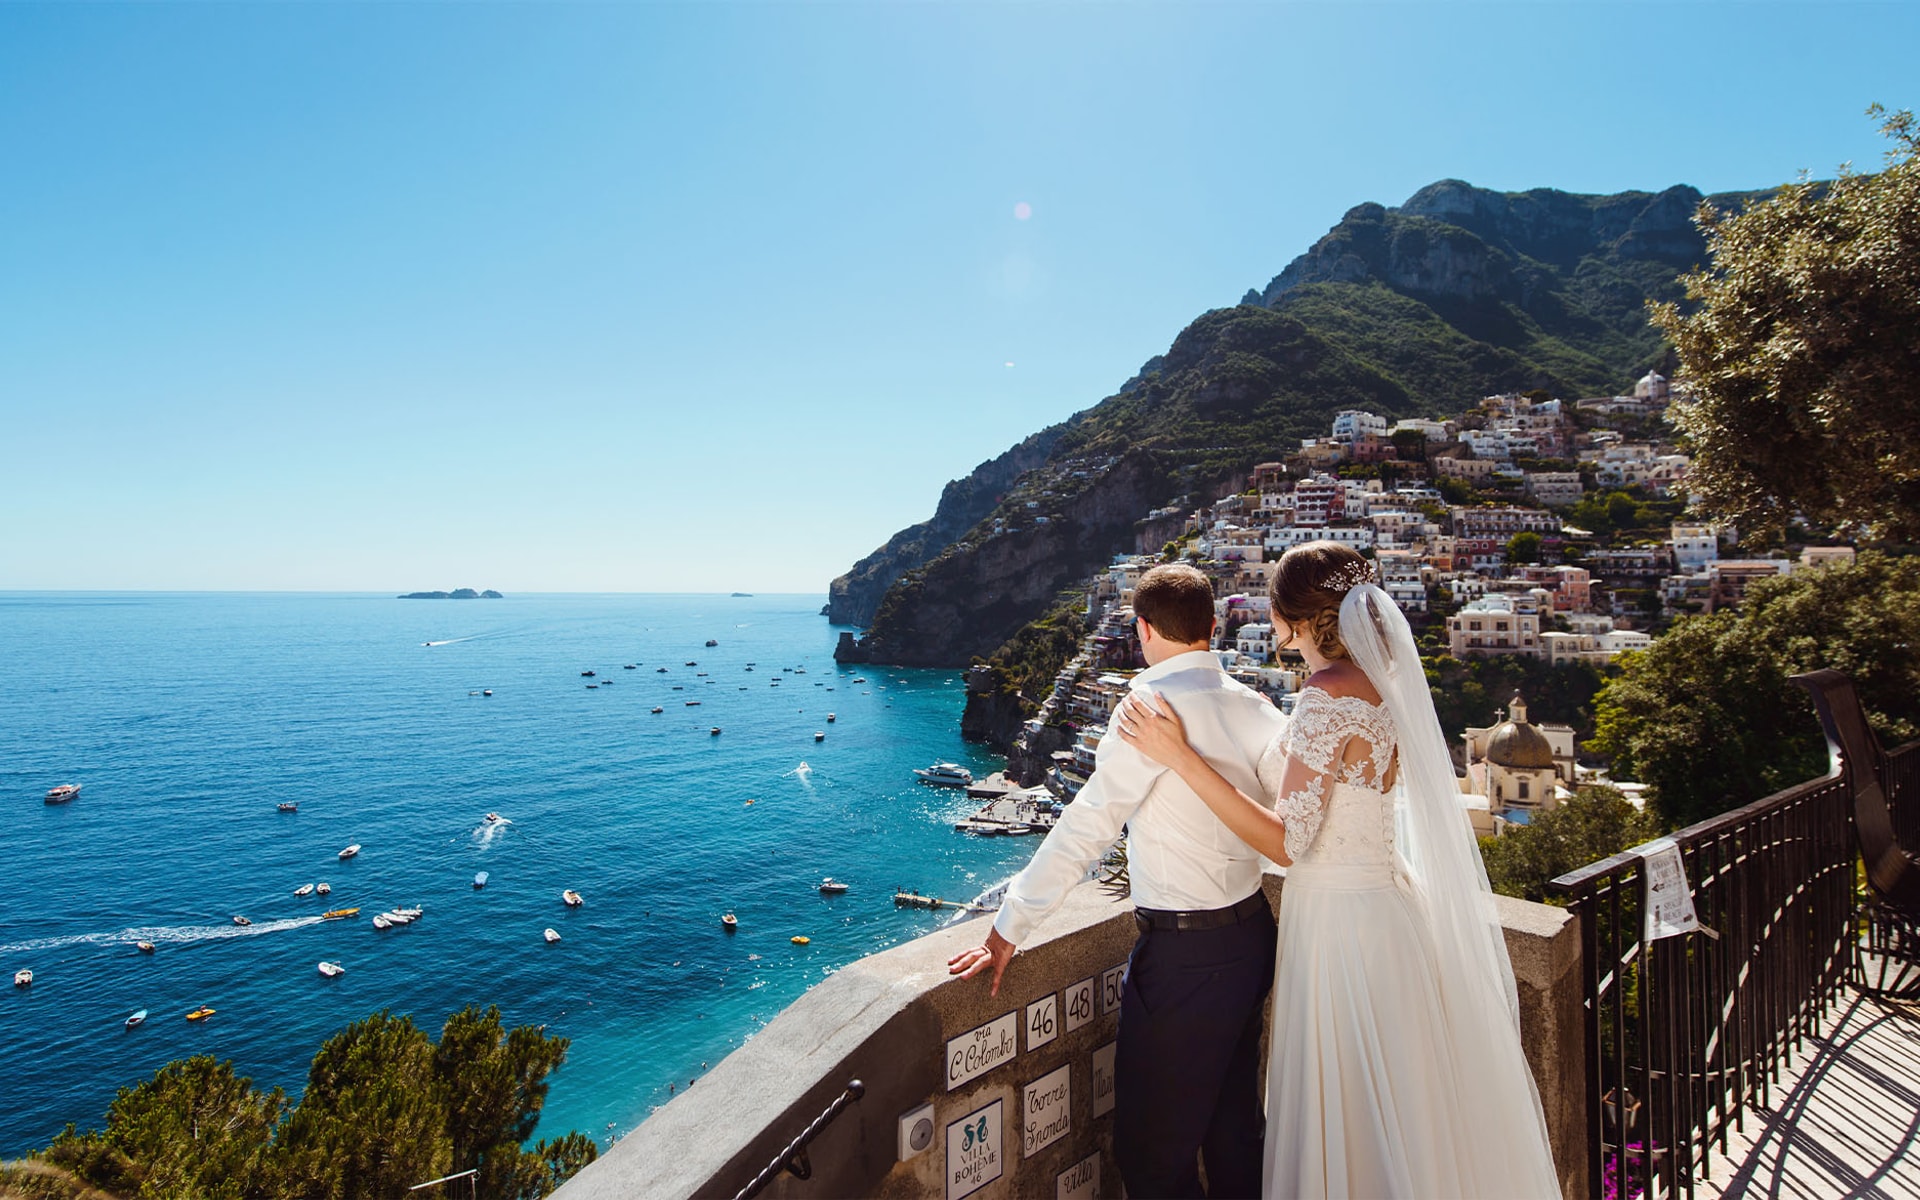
[1133,891,1269,934]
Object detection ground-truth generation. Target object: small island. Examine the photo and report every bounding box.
[398,589,504,600]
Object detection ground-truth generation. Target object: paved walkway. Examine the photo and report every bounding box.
[1700,988,1920,1199]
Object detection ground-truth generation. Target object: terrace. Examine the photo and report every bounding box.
[554,670,1920,1199]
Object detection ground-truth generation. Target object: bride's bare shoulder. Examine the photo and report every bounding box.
[1303,663,1382,707]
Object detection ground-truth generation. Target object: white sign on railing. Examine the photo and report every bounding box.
[946,1012,1019,1091]
[1098,963,1127,1015]
[1022,1063,1072,1158]
[1639,836,1702,942]
[1025,994,1059,1052]
[1063,976,1095,1033]
[1091,1040,1117,1118]
[1057,1152,1100,1200]
[946,1099,1004,1200]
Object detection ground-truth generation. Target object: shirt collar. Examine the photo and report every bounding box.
[1131,649,1224,686]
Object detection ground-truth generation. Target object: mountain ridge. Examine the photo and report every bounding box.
[828,177,1766,666]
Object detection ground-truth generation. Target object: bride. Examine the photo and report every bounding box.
[1115,541,1560,1199]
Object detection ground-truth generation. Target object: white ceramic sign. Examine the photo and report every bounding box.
[946,1011,1019,1091]
[1091,1040,1117,1118]
[1025,993,1059,1051]
[1057,1151,1100,1200]
[1022,1063,1072,1158]
[946,1098,1004,1200]
[1063,976,1095,1032]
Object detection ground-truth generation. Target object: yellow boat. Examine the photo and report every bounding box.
[320,907,360,920]
[186,1006,215,1022]
[791,935,811,945]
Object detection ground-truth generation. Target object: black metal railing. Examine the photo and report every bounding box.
[1547,743,1920,1199]
[731,1079,864,1200]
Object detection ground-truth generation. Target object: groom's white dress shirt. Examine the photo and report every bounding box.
[993,650,1286,947]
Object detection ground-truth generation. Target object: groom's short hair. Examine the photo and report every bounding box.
[1134,564,1216,644]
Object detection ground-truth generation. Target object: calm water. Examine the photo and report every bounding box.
[0,593,1032,1156]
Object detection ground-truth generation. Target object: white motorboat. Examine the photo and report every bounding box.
[913,762,975,788]
[562,889,584,908]
[474,871,489,889]
[371,913,392,930]
[544,928,562,943]
[44,783,80,804]
[316,882,331,895]
[484,812,503,824]
[13,969,31,987]
[317,961,344,978]
[338,844,361,860]
[383,907,422,926]
[814,731,825,742]
[125,1009,148,1029]
[819,878,849,895]
[293,883,315,897]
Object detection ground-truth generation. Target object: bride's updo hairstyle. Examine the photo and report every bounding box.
[1270,541,1377,660]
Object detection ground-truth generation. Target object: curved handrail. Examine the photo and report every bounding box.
[731,1078,865,1200]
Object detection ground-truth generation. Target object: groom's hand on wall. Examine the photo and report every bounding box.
[947,928,1016,996]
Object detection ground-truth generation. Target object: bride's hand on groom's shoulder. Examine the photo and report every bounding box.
[948,927,1016,996]
[1115,691,1192,769]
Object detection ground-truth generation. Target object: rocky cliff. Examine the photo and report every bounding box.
[826,428,1064,627]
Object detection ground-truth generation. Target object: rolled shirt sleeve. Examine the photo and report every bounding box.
[992,730,1166,947]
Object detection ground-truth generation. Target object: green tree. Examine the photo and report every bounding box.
[1652,107,1920,542]
[1482,787,1661,903]
[435,1006,576,1200]
[44,1058,282,1200]
[270,1012,452,1199]
[1589,551,1920,827]
[1506,531,1543,564]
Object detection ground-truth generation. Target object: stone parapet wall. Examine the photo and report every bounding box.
[556,874,1584,1200]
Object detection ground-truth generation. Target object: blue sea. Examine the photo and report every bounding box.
[0,593,1034,1157]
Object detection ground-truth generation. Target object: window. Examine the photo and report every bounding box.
[1518,779,1530,800]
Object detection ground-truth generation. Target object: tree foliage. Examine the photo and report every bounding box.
[1482,786,1662,904]
[35,1007,594,1200]
[1589,550,1920,828]
[1653,107,1920,542]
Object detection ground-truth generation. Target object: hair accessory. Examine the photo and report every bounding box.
[1317,559,1376,594]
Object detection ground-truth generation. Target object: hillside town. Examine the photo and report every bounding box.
[1003,369,1855,838]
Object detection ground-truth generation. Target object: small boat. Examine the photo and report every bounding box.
[125,1009,148,1030]
[913,763,975,788]
[656,666,668,673]
[276,802,298,813]
[685,700,701,706]
[544,928,562,943]
[562,889,584,908]
[581,670,596,677]
[705,639,718,647]
[721,912,738,930]
[293,883,315,897]
[709,727,722,736]
[372,913,392,930]
[320,907,360,920]
[482,689,493,696]
[474,871,489,888]
[814,731,825,742]
[624,664,637,670]
[317,961,345,978]
[685,660,698,666]
[44,784,81,805]
[135,941,156,953]
[484,812,503,824]
[791,936,811,945]
[384,907,422,925]
[339,844,360,860]
[819,878,849,895]
[586,684,597,689]
[232,915,252,927]
[853,677,868,684]
[651,706,664,714]
[13,969,31,987]
[826,713,836,723]
[316,882,331,895]
[186,1006,215,1022]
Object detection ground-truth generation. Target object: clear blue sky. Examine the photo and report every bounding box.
[2,2,1912,593]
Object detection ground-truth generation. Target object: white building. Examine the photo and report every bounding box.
[1447,593,1544,659]
[1331,410,1388,443]
[1235,622,1274,662]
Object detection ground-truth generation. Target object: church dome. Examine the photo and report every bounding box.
[1487,716,1554,770]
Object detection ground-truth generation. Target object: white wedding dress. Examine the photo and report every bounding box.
[1255,679,1561,1199]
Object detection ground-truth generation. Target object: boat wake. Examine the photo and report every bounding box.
[785,761,816,791]
[473,819,513,847]
[0,915,328,956]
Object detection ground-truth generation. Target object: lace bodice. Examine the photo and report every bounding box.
[1259,686,1399,864]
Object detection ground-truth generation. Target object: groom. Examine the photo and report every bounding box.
[948,563,1284,1199]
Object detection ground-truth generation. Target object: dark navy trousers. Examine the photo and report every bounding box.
[1112,901,1276,1200]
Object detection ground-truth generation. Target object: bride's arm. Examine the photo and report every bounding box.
[1115,692,1294,866]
